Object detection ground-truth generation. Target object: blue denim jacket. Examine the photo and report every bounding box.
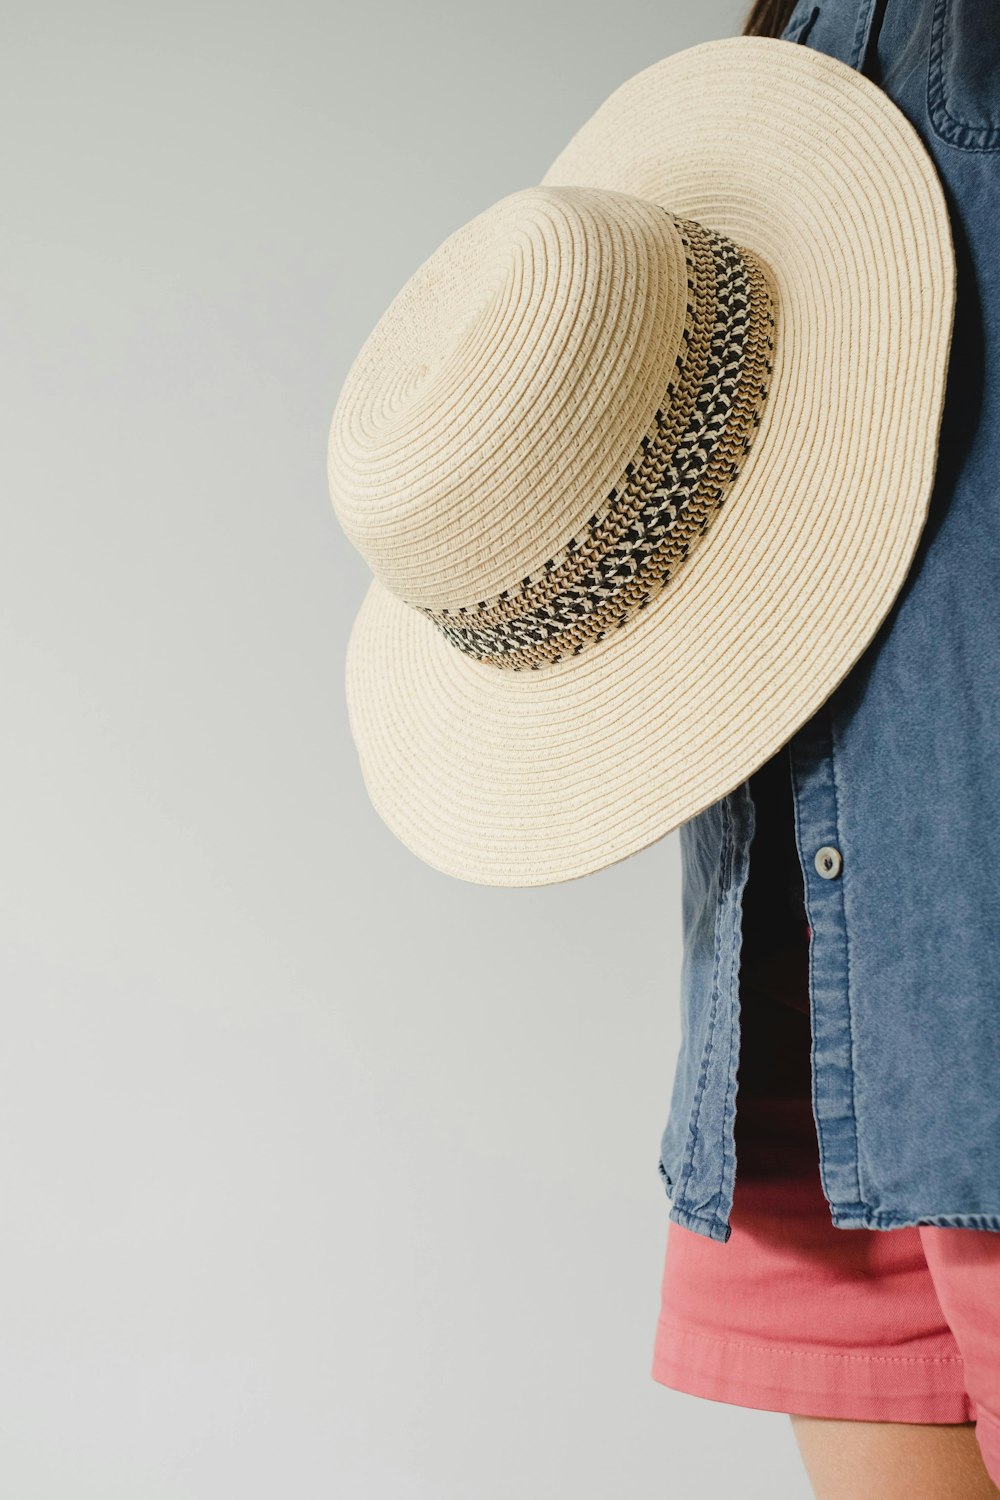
[658,0,1000,1243]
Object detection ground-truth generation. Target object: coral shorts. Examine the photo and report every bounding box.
[650,947,1000,1483]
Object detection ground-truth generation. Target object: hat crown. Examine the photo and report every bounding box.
[328,185,691,607]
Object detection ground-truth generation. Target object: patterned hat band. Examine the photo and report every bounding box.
[409,212,776,671]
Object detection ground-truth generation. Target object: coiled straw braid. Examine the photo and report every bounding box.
[411,214,776,670]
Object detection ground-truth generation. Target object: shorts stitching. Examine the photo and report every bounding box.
[656,1319,965,1365]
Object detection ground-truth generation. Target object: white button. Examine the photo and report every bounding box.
[814,846,843,879]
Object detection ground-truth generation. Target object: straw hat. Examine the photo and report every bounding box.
[328,35,955,887]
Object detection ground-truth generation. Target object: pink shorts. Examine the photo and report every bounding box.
[651,952,1000,1482]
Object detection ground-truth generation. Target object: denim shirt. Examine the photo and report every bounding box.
[657,0,1000,1243]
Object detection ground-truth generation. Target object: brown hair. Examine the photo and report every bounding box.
[741,0,799,37]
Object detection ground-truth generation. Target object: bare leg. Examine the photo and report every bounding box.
[790,1416,1000,1500]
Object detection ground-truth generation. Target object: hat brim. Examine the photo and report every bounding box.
[343,35,955,886]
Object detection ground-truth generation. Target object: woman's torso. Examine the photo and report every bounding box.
[658,0,1000,1244]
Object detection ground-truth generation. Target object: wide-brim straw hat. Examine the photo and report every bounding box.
[328,35,955,887]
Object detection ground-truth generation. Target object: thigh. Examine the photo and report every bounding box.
[790,1413,1000,1500]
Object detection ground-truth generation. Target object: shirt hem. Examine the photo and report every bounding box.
[666,1198,731,1243]
[661,1163,1000,1239]
[829,1208,1000,1233]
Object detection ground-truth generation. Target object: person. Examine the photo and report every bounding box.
[328,0,1000,1489]
[650,1,1000,1493]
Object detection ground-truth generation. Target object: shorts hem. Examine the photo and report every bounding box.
[652,1320,976,1424]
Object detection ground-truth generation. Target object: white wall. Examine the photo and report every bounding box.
[0,1,811,1492]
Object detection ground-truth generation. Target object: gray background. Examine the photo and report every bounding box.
[1,1,813,1493]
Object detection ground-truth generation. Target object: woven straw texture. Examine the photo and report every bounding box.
[331,35,955,887]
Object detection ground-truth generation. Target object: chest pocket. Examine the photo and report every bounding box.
[928,0,1000,151]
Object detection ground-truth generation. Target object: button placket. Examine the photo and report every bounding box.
[788,705,868,1224]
